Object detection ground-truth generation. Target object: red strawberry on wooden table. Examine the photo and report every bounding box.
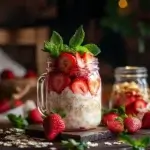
[102,112,119,126]
[24,70,37,78]
[28,108,43,124]
[1,69,15,80]
[13,99,23,107]
[58,52,77,73]
[43,113,65,141]
[50,73,71,93]
[142,112,150,129]
[124,116,142,133]
[0,99,11,113]
[107,119,124,134]
[70,77,88,95]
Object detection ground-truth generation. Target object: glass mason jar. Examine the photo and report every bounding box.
[37,56,101,131]
[109,66,149,108]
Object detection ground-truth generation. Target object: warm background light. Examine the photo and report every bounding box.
[118,0,128,9]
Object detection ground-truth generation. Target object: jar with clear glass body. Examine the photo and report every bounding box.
[109,66,149,108]
[37,55,101,131]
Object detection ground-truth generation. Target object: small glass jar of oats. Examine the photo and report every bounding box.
[109,66,149,108]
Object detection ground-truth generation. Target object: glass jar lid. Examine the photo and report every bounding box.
[115,66,148,78]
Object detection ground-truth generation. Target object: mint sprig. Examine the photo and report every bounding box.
[119,133,150,150]
[43,31,63,57]
[7,114,28,129]
[61,139,88,150]
[84,44,101,56]
[51,31,63,46]
[69,25,85,48]
[43,25,101,57]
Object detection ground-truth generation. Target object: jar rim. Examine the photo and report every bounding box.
[115,66,147,78]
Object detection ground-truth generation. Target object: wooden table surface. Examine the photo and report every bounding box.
[0,127,150,150]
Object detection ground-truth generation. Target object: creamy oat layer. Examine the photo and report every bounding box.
[47,88,101,130]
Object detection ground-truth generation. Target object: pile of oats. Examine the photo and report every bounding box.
[0,128,56,149]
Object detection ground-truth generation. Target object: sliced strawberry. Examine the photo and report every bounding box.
[126,103,135,115]
[51,73,71,93]
[70,77,88,95]
[83,52,94,64]
[76,52,85,68]
[133,99,147,113]
[125,95,136,106]
[88,78,100,95]
[58,53,76,73]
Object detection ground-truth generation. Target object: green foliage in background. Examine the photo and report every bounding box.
[100,0,150,37]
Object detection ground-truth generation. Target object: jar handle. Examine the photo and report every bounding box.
[37,73,47,117]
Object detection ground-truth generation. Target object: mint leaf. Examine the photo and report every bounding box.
[69,25,85,48]
[139,137,150,147]
[61,139,88,150]
[84,44,101,56]
[119,133,136,146]
[7,114,28,129]
[43,42,60,57]
[75,46,89,54]
[50,31,63,46]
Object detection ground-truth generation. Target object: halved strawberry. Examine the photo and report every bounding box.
[76,52,85,68]
[126,99,147,115]
[58,53,76,73]
[70,77,88,95]
[51,73,71,93]
[88,77,100,95]
[133,99,147,113]
[83,52,94,64]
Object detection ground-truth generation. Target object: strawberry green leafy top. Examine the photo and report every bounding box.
[43,25,101,57]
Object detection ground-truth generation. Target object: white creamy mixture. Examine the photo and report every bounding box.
[47,87,101,130]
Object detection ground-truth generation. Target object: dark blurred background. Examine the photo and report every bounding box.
[0,0,150,103]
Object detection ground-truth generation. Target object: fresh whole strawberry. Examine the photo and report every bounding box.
[0,99,11,113]
[124,116,142,133]
[107,119,124,134]
[24,70,37,78]
[28,108,43,124]
[58,52,77,73]
[43,113,65,141]
[1,69,15,80]
[70,77,88,95]
[142,112,150,129]
[50,72,71,93]
[102,112,119,126]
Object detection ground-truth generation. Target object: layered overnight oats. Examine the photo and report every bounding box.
[109,67,149,112]
[37,26,101,131]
